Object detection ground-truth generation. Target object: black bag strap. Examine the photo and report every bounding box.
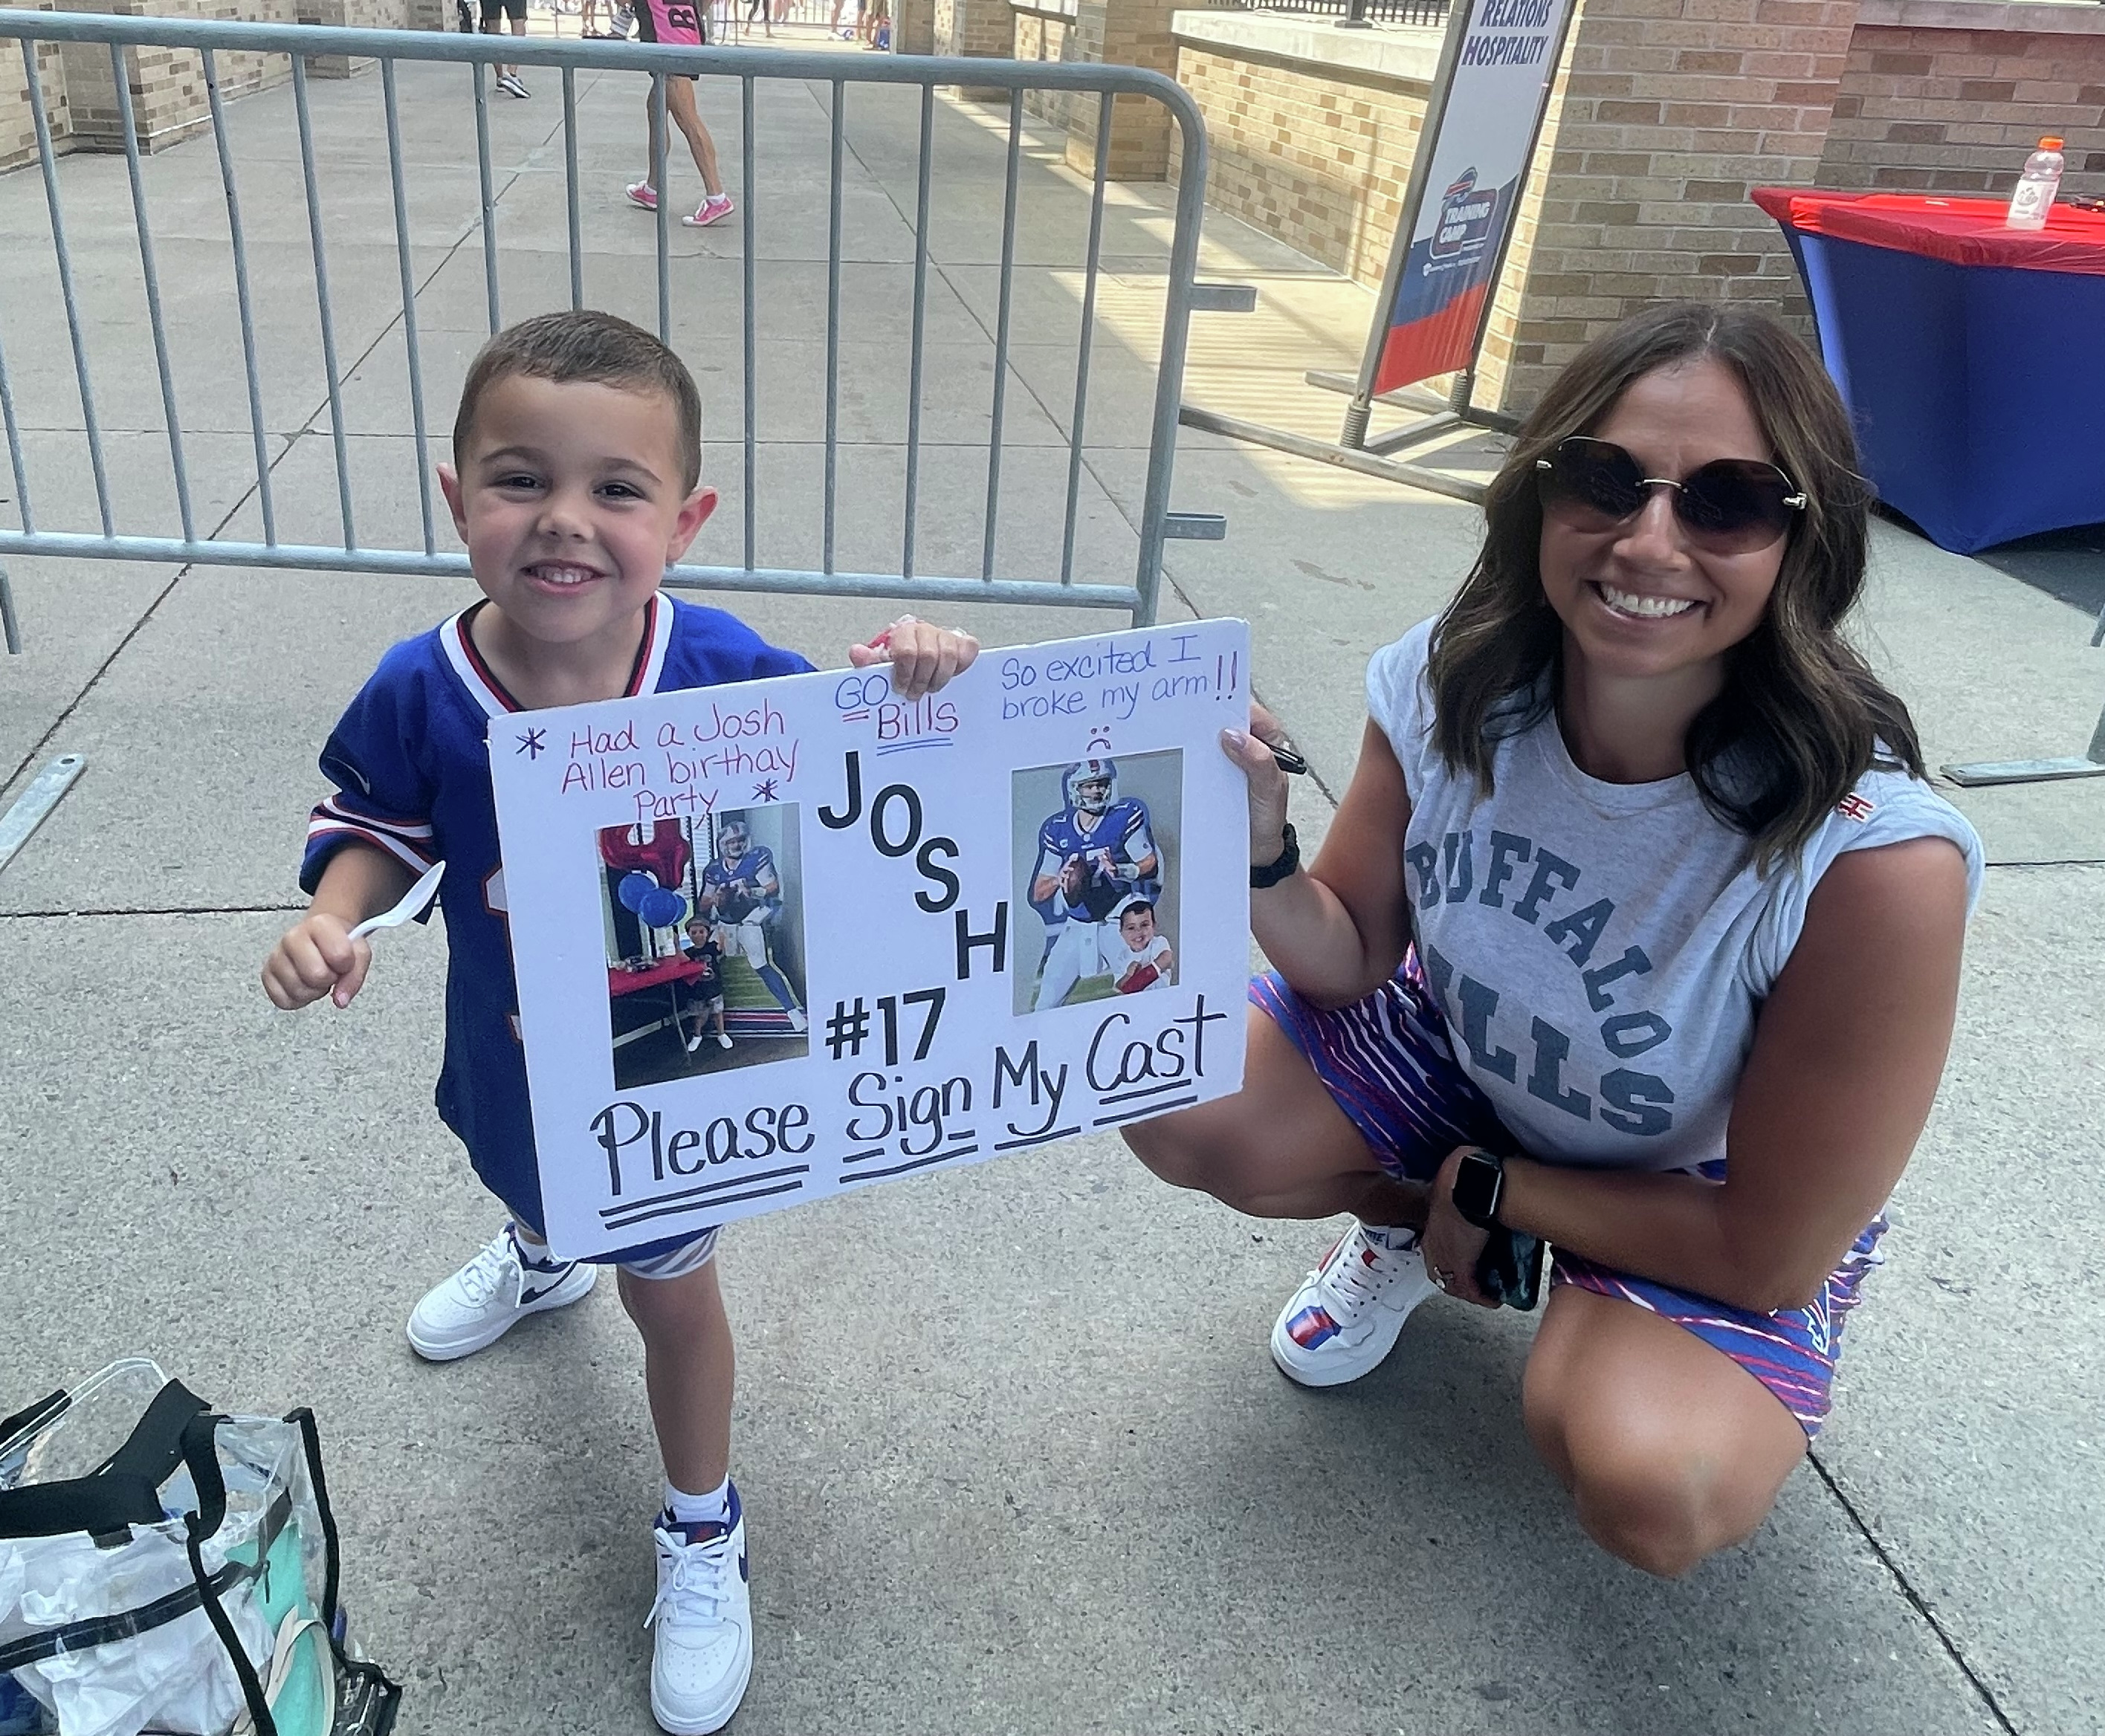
[182,1408,278,1736]
[0,1387,69,1448]
[0,1379,210,1542]
[287,1408,342,1626]
[181,1408,349,1736]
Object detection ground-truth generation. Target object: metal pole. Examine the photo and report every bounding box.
[1134,86,1210,626]
[564,66,584,310]
[824,79,844,575]
[23,37,113,538]
[111,41,195,543]
[202,46,277,545]
[981,90,1023,585]
[384,59,437,557]
[475,61,502,333]
[902,83,934,581]
[1060,93,1113,590]
[293,56,356,548]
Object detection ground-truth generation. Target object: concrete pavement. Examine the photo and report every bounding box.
[1,38,2101,1736]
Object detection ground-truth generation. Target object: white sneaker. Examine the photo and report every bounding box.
[1270,1223,1439,1387]
[783,1006,807,1033]
[406,1223,597,1361]
[685,1026,706,1053]
[716,1031,734,1050]
[647,1486,752,1735]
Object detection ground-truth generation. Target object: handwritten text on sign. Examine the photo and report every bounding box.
[491,618,1252,1260]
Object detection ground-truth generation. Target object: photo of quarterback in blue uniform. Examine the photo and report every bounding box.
[1027,758,1162,1011]
[699,815,808,1031]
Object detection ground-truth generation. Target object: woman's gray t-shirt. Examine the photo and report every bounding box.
[1368,618,1984,1173]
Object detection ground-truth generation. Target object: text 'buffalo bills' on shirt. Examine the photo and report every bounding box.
[1369,618,1984,1173]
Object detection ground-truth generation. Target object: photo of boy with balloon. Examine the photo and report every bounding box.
[598,811,810,1069]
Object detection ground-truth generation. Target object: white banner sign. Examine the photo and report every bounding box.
[490,618,1252,1260]
[1368,0,1578,393]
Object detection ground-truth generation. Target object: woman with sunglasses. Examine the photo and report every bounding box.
[1125,302,1982,1577]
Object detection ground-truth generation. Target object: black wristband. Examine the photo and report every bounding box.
[1250,822,1299,890]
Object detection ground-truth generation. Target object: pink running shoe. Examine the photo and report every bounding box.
[685,192,735,228]
[624,179,659,211]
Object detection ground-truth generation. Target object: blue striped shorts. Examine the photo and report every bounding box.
[1250,955,1884,1437]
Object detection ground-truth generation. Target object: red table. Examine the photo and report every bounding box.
[1752,188,2105,551]
[609,955,709,997]
[609,954,712,1052]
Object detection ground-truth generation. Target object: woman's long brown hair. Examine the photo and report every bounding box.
[1427,301,1924,869]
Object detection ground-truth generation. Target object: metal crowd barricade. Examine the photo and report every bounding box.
[0,13,1226,654]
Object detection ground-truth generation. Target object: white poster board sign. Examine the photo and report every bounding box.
[490,618,1252,1260]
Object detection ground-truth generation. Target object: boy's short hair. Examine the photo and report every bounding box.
[453,309,704,491]
[1117,898,1154,926]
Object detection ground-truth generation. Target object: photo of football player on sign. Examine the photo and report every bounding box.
[599,807,812,1091]
[1012,751,1183,1014]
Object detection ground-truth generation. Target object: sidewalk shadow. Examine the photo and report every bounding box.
[1876,505,2105,624]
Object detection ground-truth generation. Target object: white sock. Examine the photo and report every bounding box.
[664,1476,731,1530]
[509,1221,558,1265]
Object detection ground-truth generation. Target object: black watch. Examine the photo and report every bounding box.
[1451,1148,1506,1230]
[1249,823,1299,890]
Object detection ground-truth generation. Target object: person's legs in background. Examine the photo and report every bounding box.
[665,76,733,225]
[630,76,734,227]
[483,0,529,94]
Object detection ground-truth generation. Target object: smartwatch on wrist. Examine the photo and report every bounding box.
[1249,823,1299,890]
[1451,1149,1506,1230]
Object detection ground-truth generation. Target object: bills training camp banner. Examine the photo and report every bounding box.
[1369,0,1577,397]
[491,618,1252,1260]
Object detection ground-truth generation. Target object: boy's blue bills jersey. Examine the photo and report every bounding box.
[300,593,812,1237]
[701,846,777,924]
[1034,797,1159,922]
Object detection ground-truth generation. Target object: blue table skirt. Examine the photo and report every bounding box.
[1780,226,2105,554]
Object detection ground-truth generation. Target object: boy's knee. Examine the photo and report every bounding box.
[617,1257,722,1329]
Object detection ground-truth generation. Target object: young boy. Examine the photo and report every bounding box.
[678,916,732,1053]
[261,309,975,1736]
[1105,896,1174,994]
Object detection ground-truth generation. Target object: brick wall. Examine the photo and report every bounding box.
[1492,0,1863,409]
[1817,19,2105,195]
[1012,7,1081,136]
[934,0,1010,59]
[0,17,72,171]
[892,0,932,52]
[1168,39,1429,289]
[0,0,434,172]
[1064,0,1180,178]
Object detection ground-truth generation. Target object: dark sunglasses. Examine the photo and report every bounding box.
[1534,435,1806,554]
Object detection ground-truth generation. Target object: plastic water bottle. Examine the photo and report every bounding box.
[2005,136,2065,230]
